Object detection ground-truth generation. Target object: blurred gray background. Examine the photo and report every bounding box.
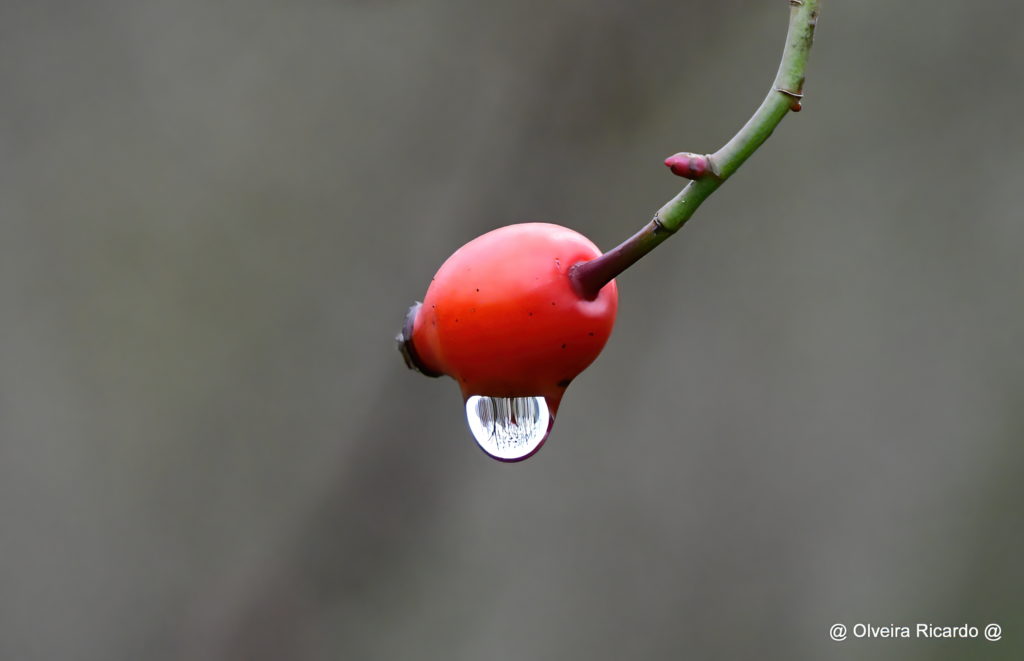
[2,1,1022,659]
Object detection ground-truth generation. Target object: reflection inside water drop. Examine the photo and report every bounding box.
[465,395,552,461]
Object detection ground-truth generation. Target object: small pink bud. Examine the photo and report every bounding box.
[664,152,710,179]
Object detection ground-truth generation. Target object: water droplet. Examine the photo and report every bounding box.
[465,395,552,461]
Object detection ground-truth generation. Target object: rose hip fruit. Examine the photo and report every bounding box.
[399,222,618,461]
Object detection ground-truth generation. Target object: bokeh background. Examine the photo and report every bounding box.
[2,1,1022,659]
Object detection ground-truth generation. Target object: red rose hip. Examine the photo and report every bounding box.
[399,222,618,461]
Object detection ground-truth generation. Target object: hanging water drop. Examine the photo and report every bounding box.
[465,395,552,461]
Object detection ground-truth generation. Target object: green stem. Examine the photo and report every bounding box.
[570,0,820,300]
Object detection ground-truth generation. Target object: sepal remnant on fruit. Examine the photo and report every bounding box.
[397,302,442,378]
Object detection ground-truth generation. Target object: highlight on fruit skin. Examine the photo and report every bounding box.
[398,222,618,459]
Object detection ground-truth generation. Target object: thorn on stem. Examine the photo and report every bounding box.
[664,152,711,179]
[774,86,805,111]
